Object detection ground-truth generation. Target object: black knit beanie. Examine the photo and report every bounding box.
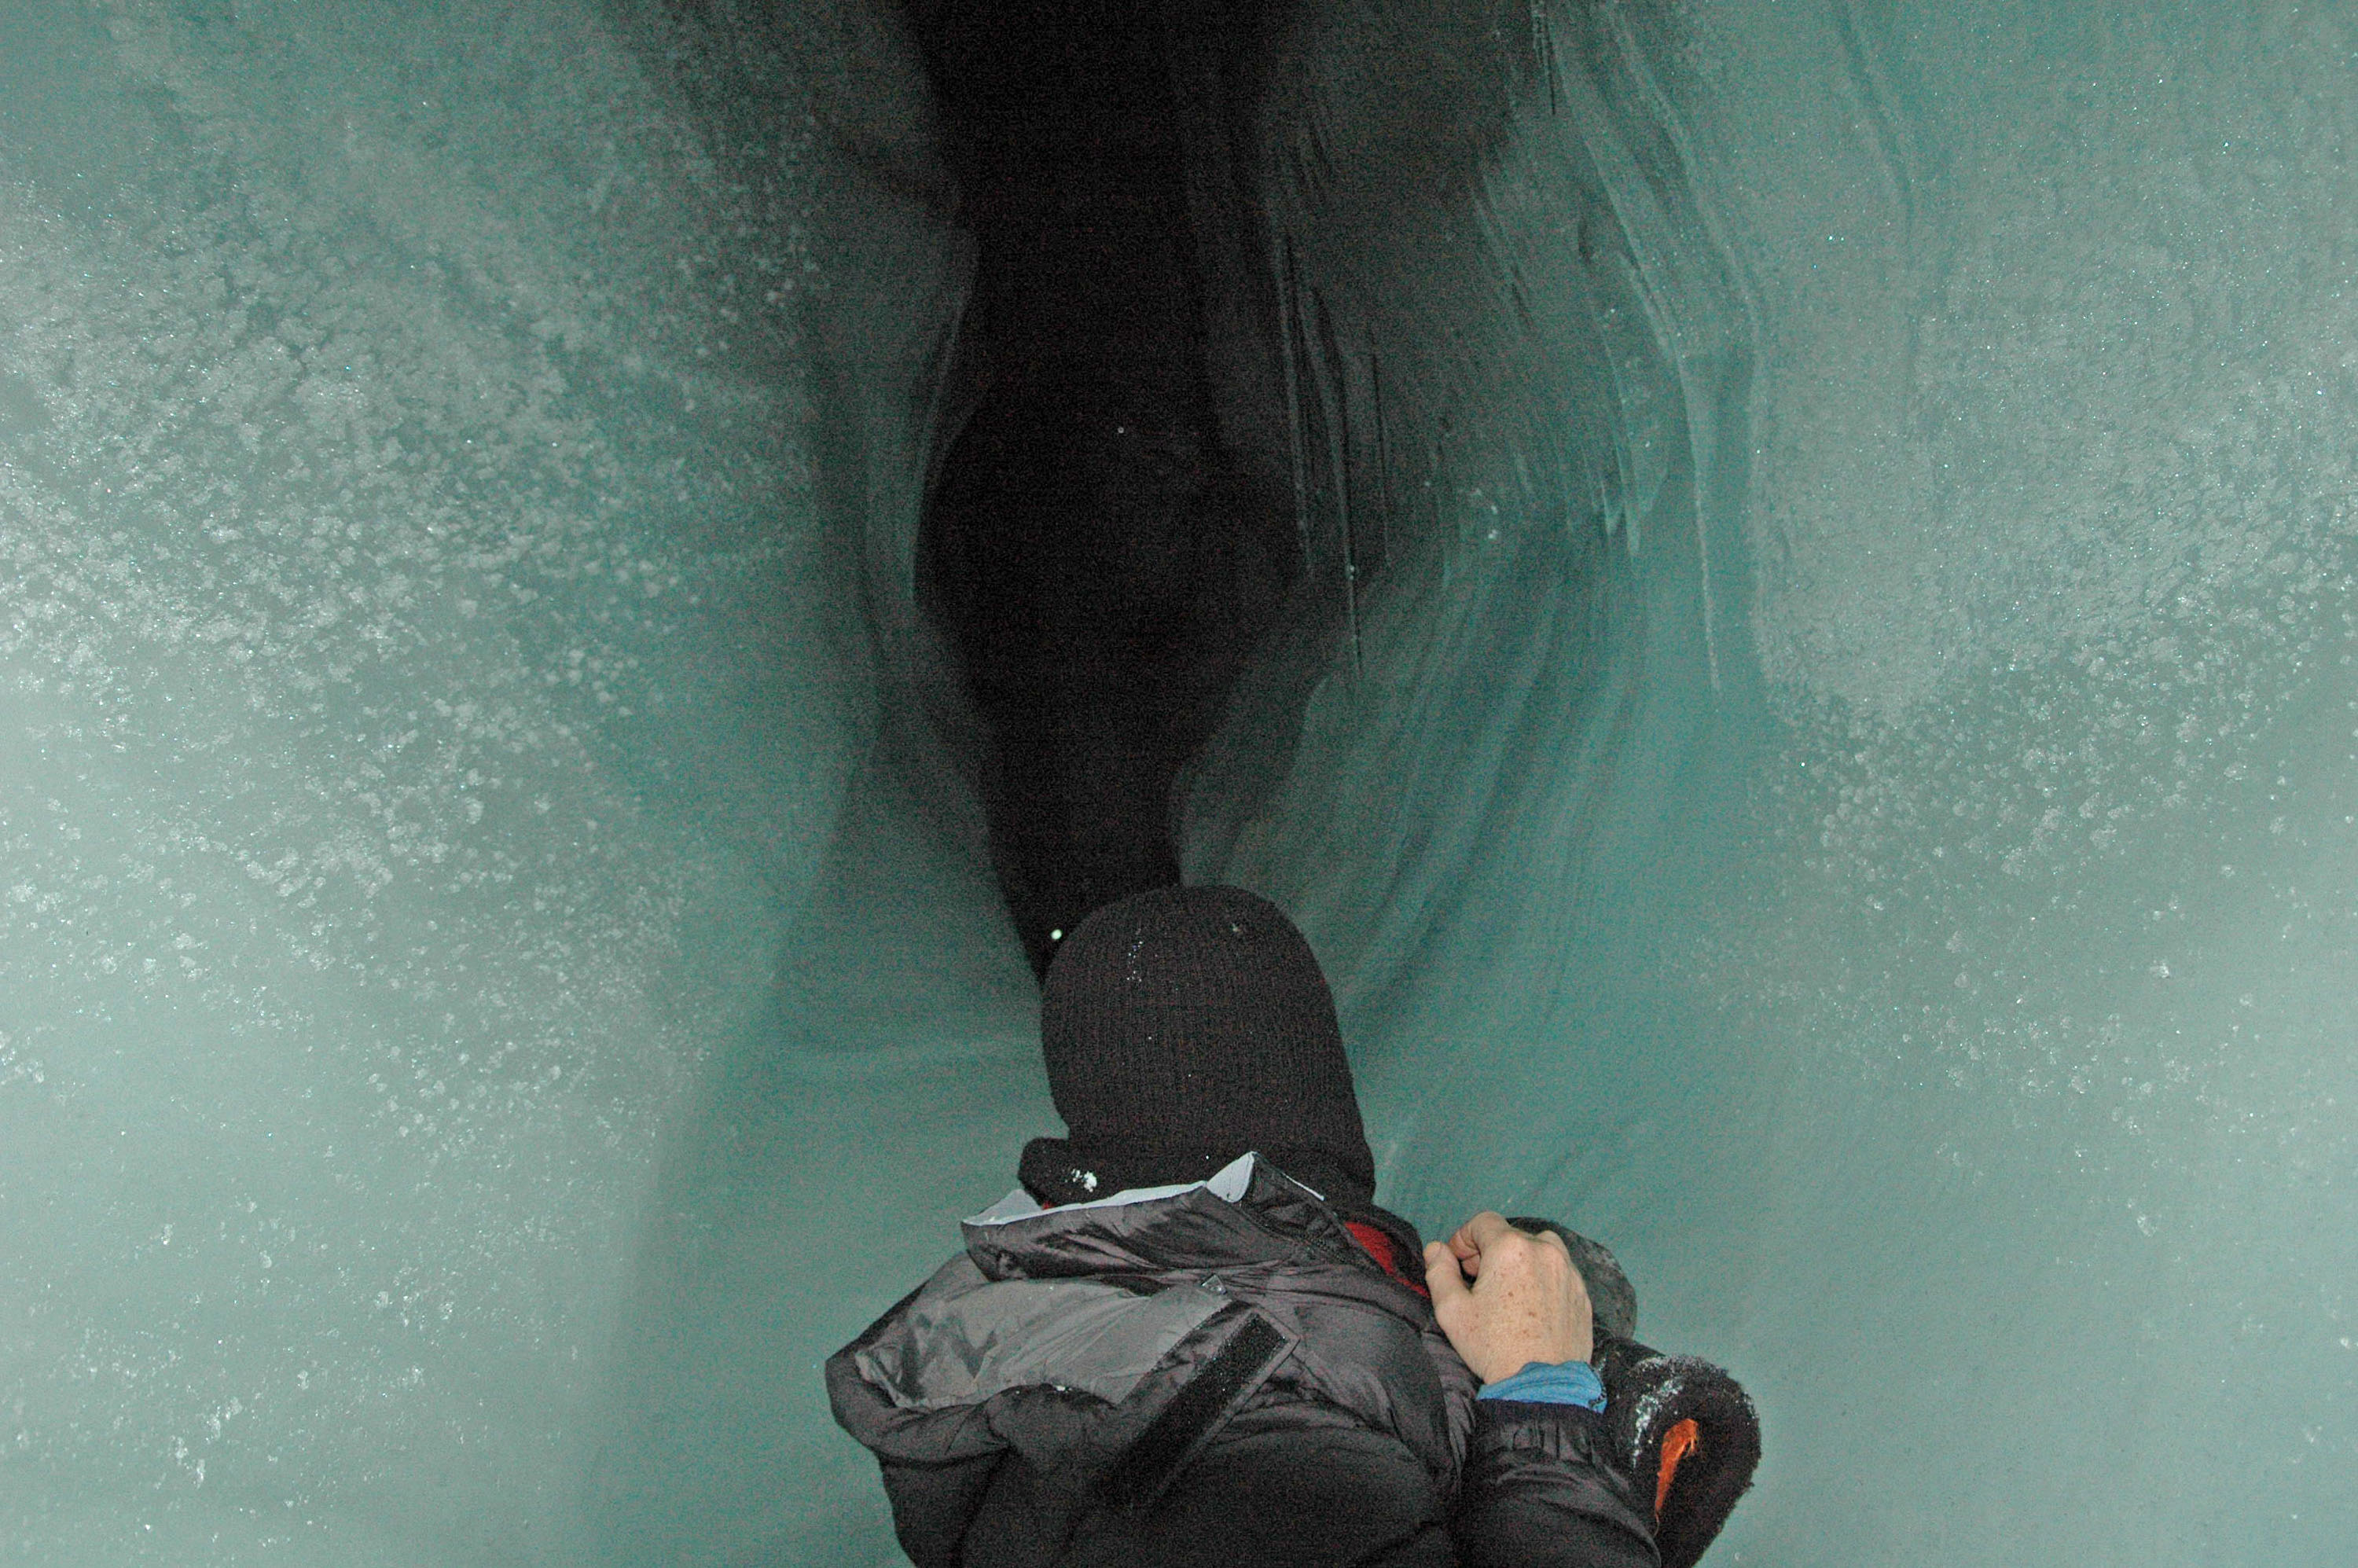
[1019,885,1376,1209]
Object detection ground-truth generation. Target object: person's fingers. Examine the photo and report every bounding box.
[1449,1210,1512,1272]
[1454,1212,1514,1250]
[1422,1240,1472,1309]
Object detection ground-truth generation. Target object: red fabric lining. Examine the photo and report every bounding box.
[1345,1220,1431,1299]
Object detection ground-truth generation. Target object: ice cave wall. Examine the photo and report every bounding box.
[2,2,2355,1566]
[1190,2,2358,1563]
[0,2,1033,1562]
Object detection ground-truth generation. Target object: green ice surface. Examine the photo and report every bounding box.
[2,2,2353,1566]
[1196,2,2358,1562]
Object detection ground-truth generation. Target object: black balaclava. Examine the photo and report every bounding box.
[1017,885,1377,1209]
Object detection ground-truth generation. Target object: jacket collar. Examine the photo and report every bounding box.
[966,1151,1276,1225]
[960,1152,1363,1282]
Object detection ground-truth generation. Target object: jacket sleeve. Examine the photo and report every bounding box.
[872,1452,1005,1568]
[1447,1400,1659,1568]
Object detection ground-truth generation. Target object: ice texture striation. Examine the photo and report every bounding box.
[0,2,1028,1563]
[1189,2,2358,1564]
[3,1,2356,1566]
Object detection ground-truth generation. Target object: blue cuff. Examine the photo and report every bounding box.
[1477,1360,1606,1412]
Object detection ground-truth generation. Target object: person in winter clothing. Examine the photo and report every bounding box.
[829,887,1757,1568]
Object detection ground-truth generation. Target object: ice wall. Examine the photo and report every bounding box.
[7,1,2356,1566]
[1189,1,2358,1562]
[0,3,1041,1563]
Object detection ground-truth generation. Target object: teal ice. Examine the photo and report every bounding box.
[2,2,2353,1563]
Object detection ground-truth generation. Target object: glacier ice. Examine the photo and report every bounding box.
[0,2,1019,1561]
[2,1,2353,1566]
[1192,2,2358,1562]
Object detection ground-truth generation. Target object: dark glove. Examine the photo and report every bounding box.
[1505,1219,1760,1568]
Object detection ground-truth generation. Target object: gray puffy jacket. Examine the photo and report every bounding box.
[828,1155,1662,1568]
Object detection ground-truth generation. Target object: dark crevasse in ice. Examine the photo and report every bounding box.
[906,0,1299,974]
[2,2,2355,1567]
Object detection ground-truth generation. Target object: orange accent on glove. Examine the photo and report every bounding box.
[1655,1417,1701,1517]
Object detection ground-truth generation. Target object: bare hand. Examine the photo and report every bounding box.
[1422,1212,1595,1384]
